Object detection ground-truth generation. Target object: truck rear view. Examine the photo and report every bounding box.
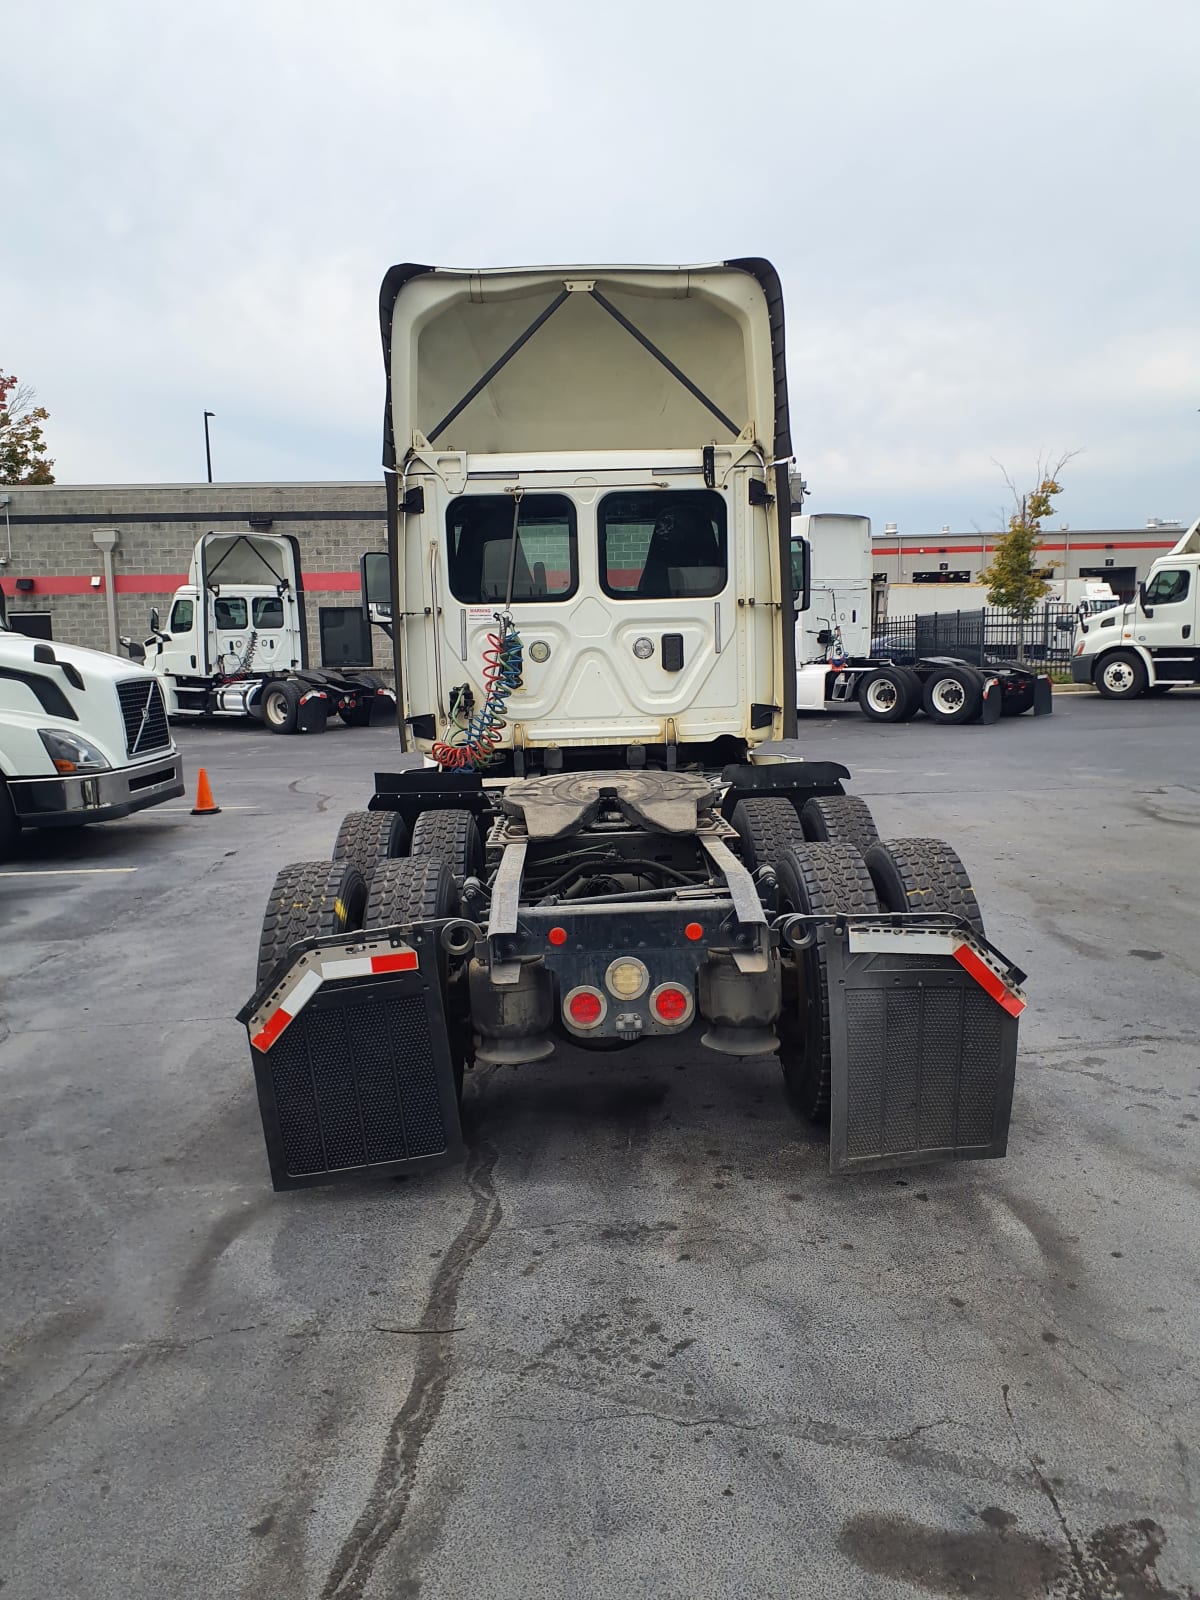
[239,260,1027,1190]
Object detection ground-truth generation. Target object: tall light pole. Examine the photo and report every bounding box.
[203,411,215,483]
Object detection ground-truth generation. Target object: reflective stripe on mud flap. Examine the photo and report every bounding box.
[250,947,418,1052]
[847,926,1026,1016]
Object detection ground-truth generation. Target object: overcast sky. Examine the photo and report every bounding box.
[6,0,1198,533]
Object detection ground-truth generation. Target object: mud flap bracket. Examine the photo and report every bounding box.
[825,929,1019,1174]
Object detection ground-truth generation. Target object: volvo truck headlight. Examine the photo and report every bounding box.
[38,729,112,773]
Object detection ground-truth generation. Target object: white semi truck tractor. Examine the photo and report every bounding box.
[239,260,1028,1191]
[0,592,183,858]
[1070,517,1200,697]
[123,531,395,733]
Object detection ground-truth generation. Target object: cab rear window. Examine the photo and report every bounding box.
[599,491,727,599]
[253,596,285,629]
[446,494,577,603]
[213,597,248,629]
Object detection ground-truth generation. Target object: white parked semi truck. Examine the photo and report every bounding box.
[794,513,1052,723]
[1070,518,1200,697]
[123,531,395,733]
[0,591,183,858]
[239,259,1028,1191]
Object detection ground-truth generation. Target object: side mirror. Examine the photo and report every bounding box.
[360,550,393,625]
[790,538,811,611]
[1138,582,1153,618]
[149,606,161,632]
[122,638,147,662]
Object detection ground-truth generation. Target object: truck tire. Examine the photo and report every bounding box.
[730,796,806,873]
[255,859,368,989]
[864,837,986,940]
[262,679,302,734]
[775,842,879,1120]
[0,777,21,861]
[337,699,374,727]
[332,809,409,880]
[921,665,984,724]
[366,856,469,1096]
[896,666,923,719]
[1095,650,1148,699]
[859,666,916,722]
[800,794,879,855]
[409,808,484,886]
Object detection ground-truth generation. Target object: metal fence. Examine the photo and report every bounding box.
[872,604,1082,670]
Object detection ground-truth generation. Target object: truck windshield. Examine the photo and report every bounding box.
[446,494,577,603]
[599,491,727,599]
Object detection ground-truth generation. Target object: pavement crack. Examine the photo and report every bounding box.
[1002,1381,1094,1597]
[320,1140,503,1600]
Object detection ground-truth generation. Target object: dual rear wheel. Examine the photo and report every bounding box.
[730,795,984,1122]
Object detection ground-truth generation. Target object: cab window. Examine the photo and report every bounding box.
[213,596,248,629]
[1144,569,1190,606]
[446,494,577,604]
[599,491,727,599]
[168,598,194,632]
[253,596,285,629]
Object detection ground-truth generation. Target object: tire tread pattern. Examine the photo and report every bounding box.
[800,794,880,855]
[864,837,985,939]
[409,808,483,884]
[730,797,806,873]
[777,841,879,1119]
[256,858,367,987]
[332,809,408,879]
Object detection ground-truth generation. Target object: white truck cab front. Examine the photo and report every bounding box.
[0,605,184,855]
[1071,518,1200,698]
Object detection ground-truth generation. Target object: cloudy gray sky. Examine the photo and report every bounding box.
[6,0,1198,533]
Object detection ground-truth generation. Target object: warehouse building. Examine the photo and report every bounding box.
[0,482,390,673]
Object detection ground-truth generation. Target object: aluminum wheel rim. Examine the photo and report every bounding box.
[867,679,898,713]
[1103,661,1135,692]
[931,678,966,714]
[265,690,288,724]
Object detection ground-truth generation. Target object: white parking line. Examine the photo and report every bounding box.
[0,867,139,877]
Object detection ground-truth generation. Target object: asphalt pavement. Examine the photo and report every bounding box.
[2,693,1198,1599]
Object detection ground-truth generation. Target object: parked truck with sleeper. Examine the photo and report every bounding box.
[0,590,183,858]
[1070,517,1200,697]
[123,531,395,733]
[239,259,1029,1192]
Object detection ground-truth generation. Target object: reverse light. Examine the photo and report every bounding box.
[650,983,694,1025]
[564,986,606,1029]
[38,728,111,774]
[605,957,649,999]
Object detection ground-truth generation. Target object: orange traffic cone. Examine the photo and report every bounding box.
[191,767,222,816]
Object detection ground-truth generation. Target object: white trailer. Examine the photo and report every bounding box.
[1071,518,1200,696]
[0,591,182,858]
[123,531,395,733]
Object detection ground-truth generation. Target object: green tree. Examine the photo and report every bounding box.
[0,370,56,485]
[979,455,1076,659]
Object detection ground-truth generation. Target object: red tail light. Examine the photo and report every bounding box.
[564,987,606,1029]
[651,984,692,1025]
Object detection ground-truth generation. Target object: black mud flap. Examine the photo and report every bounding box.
[977,676,1003,724]
[1033,674,1053,714]
[825,934,1018,1173]
[239,934,464,1190]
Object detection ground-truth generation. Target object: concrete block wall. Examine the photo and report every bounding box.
[0,483,391,676]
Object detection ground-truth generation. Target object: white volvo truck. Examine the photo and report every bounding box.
[124,531,394,733]
[1071,517,1200,697]
[238,259,1029,1192]
[0,593,183,858]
